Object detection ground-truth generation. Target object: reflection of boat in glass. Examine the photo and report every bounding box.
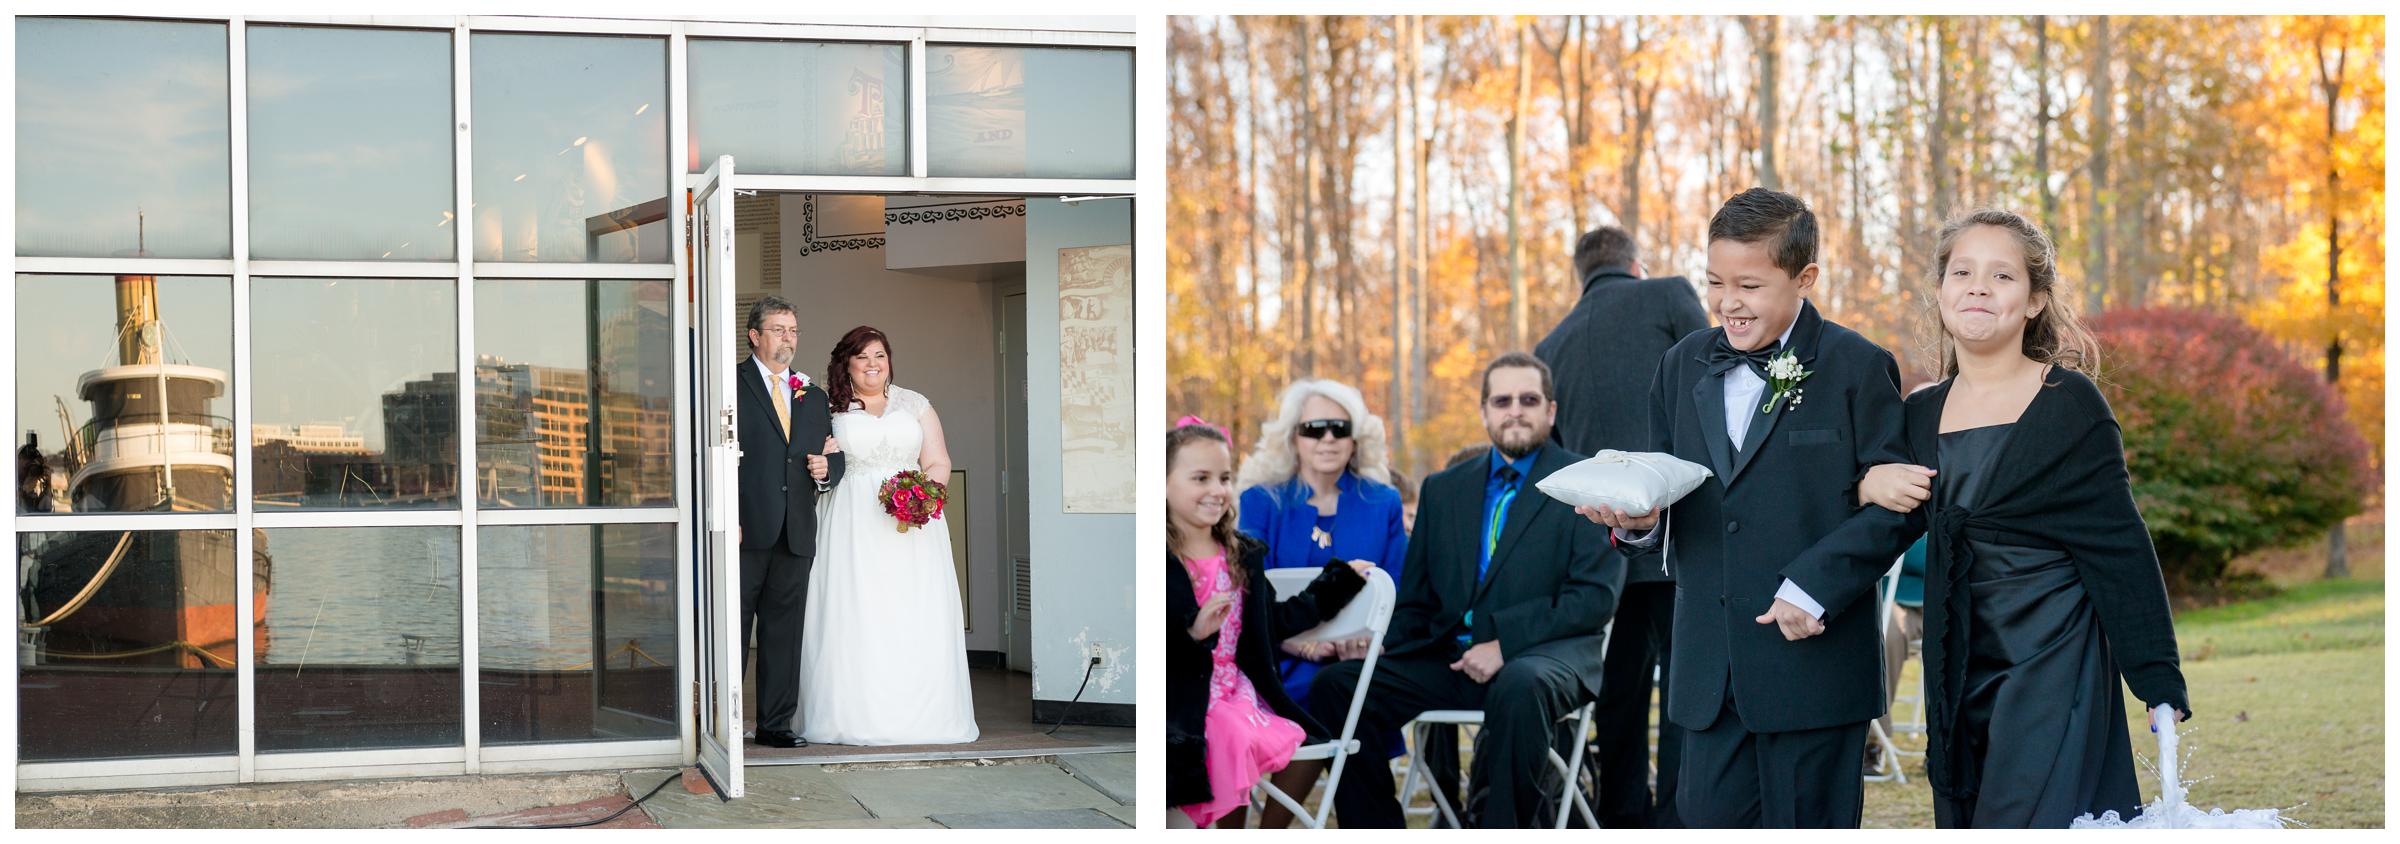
[21,241,266,678]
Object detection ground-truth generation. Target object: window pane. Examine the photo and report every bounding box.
[470,33,668,263]
[688,39,906,176]
[926,46,1132,180]
[478,524,677,745]
[247,25,455,261]
[474,279,673,507]
[18,529,246,761]
[15,274,235,515]
[258,526,461,752]
[250,278,458,509]
[15,17,232,258]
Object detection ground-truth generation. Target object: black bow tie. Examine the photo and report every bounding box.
[1706,334,1782,379]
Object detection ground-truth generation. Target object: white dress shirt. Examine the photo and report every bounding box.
[1616,316,1829,619]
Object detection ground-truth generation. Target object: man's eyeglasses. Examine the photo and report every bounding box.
[1485,392,1547,410]
[755,327,798,339]
[1295,419,1354,440]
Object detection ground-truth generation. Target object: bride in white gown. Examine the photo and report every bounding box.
[799,326,979,745]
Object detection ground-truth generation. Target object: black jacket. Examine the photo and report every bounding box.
[1790,368,2189,800]
[1536,267,1712,584]
[1387,445,1622,700]
[1166,542,1366,809]
[735,361,845,555]
[1622,299,1916,734]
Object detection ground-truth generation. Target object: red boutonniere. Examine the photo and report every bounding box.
[788,372,811,393]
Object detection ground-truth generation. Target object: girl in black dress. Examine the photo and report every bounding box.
[1821,209,2190,827]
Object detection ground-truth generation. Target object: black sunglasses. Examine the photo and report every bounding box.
[1295,419,1354,440]
[1485,392,1547,410]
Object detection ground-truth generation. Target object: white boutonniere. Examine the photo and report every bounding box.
[788,371,811,393]
[1761,351,1813,414]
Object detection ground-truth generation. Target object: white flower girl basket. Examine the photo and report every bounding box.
[2069,704,2291,828]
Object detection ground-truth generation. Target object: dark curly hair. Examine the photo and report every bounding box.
[823,325,893,412]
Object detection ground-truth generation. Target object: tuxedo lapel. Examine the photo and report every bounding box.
[1694,369,1736,484]
[787,386,810,455]
[1725,300,1826,487]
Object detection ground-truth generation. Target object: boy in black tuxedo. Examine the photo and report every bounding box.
[1580,188,1915,827]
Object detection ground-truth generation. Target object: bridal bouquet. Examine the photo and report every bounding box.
[879,470,947,533]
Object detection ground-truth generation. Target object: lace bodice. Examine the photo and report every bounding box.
[834,385,930,476]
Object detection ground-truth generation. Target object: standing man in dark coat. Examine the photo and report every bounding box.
[736,295,845,748]
[1582,189,1917,827]
[1533,225,1710,828]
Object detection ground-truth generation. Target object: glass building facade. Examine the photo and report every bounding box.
[11,14,1133,791]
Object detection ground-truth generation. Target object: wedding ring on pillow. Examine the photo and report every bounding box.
[1533,450,1714,514]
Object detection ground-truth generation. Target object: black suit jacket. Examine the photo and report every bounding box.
[1534,267,1711,583]
[735,360,845,556]
[1386,445,1622,699]
[1624,299,1915,734]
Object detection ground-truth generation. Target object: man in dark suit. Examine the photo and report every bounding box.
[1581,189,1915,827]
[736,295,845,749]
[1533,225,1709,828]
[1304,352,1624,828]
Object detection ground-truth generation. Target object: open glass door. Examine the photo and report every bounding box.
[692,155,744,798]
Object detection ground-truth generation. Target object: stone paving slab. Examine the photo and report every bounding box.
[14,772,628,829]
[930,808,1131,828]
[839,763,1121,820]
[1057,752,1135,805]
[628,766,875,828]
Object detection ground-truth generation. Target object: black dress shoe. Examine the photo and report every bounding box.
[756,729,808,748]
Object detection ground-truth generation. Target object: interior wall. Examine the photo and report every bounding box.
[733,193,1010,653]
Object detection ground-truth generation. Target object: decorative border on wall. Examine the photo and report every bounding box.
[886,202,1027,226]
[795,194,885,256]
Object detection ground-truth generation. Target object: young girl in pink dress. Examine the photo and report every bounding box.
[1166,419,1371,828]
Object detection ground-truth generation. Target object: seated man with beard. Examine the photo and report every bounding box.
[1286,352,1624,828]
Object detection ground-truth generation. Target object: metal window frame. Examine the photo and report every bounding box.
[11,12,1136,793]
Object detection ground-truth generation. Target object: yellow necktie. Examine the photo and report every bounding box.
[772,374,791,438]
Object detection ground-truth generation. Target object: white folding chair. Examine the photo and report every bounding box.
[1394,622,1609,829]
[1246,567,1397,829]
[1865,556,1912,783]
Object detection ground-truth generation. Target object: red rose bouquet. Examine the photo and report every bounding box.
[879,469,947,533]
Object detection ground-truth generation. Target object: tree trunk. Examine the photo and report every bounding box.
[2035,15,2057,237]
[1391,14,1413,467]
[1507,16,1532,350]
[2084,15,2113,315]
[1747,16,1782,190]
[1242,19,1263,338]
[2315,17,2349,579]
[1296,16,1320,375]
[1929,18,1954,223]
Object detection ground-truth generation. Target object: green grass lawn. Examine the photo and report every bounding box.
[1269,569,2386,829]
[1864,576,2385,828]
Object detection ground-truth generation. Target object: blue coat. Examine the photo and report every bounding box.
[1238,472,1408,701]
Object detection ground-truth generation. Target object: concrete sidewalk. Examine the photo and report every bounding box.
[15,753,1136,829]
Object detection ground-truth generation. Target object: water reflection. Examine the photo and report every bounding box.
[257,526,461,752]
[17,529,256,761]
[479,524,677,744]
